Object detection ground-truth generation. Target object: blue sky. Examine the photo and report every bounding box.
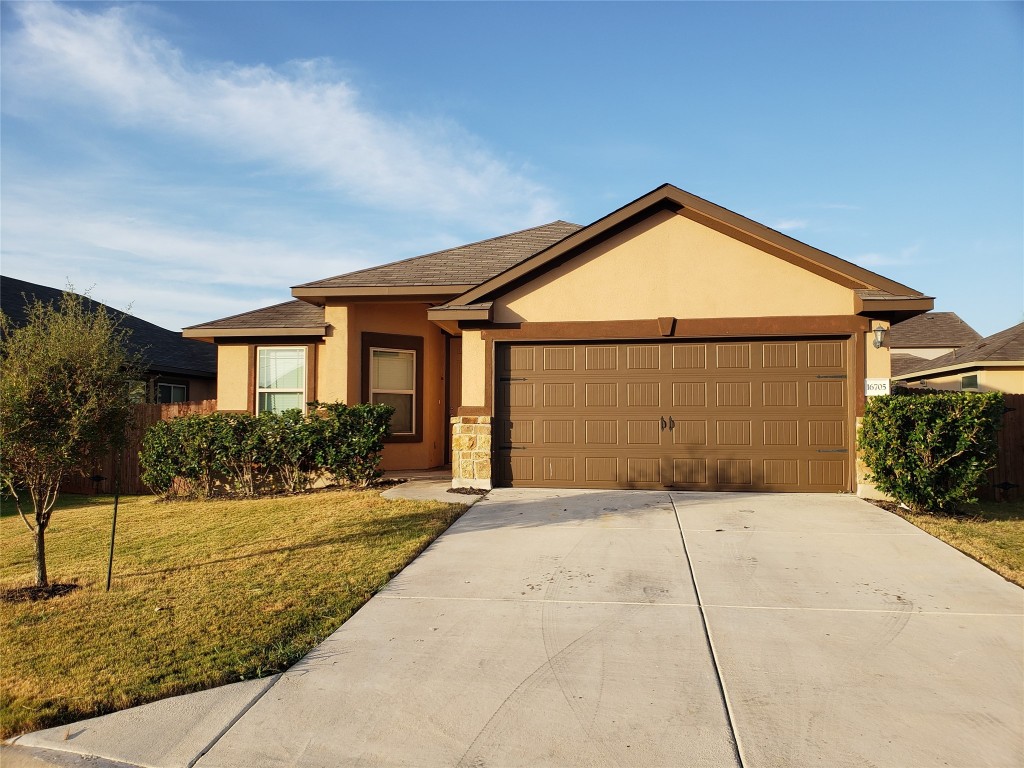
[1,1,1021,337]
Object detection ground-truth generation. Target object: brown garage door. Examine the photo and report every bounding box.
[495,339,850,491]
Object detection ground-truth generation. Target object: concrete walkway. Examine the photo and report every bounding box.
[6,490,1023,767]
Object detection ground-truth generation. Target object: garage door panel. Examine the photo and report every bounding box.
[808,380,845,407]
[715,343,752,369]
[585,382,618,407]
[672,344,707,369]
[807,341,845,368]
[497,339,850,492]
[672,420,708,446]
[716,381,752,407]
[626,381,661,407]
[673,381,707,407]
[762,342,799,369]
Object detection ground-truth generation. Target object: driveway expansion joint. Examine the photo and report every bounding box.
[670,493,746,768]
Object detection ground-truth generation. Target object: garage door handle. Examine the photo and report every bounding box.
[660,416,667,431]
[668,416,675,430]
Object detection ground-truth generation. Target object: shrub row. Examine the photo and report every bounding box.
[858,389,1004,513]
[139,402,394,498]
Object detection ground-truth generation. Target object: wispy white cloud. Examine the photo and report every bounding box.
[3,2,557,231]
[849,243,922,268]
[772,218,809,231]
[0,186,369,330]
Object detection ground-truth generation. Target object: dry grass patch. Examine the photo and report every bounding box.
[875,499,1024,588]
[0,489,464,738]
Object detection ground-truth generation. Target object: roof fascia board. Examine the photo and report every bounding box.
[426,307,493,322]
[855,297,935,314]
[182,326,328,339]
[292,286,471,300]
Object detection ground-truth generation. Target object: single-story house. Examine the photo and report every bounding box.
[184,184,934,493]
[2,275,217,403]
[887,311,981,377]
[892,322,1024,394]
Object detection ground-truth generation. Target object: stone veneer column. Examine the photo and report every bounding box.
[451,416,492,490]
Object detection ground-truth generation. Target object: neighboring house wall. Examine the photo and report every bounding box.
[902,368,1024,394]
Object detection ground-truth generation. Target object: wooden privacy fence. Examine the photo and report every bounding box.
[63,400,217,496]
[981,393,1023,502]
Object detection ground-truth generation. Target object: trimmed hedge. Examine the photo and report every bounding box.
[858,390,1004,513]
[139,402,394,498]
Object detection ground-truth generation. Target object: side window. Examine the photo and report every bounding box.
[257,347,306,414]
[960,374,979,391]
[370,349,416,434]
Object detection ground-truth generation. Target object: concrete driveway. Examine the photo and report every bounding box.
[10,490,1024,767]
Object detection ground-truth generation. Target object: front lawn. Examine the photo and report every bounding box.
[0,489,465,739]
[880,499,1024,588]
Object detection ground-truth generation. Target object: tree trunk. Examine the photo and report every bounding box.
[34,525,48,587]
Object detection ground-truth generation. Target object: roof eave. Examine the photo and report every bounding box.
[856,296,935,315]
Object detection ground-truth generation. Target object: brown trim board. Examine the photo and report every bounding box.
[475,316,870,341]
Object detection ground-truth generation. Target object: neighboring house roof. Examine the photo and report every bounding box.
[1,275,216,379]
[434,184,933,320]
[292,221,582,302]
[893,322,1024,379]
[888,312,981,349]
[183,300,327,340]
[890,353,929,377]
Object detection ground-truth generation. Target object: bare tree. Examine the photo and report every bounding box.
[0,289,142,586]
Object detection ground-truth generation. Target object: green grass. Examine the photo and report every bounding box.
[0,489,465,739]
[884,499,1024,588]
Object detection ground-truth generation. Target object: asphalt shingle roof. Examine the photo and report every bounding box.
[184,300,325,331]
[898,322,1024,375]
[1,276,216,377]
[294,221,582,289]
[888,312,982,349]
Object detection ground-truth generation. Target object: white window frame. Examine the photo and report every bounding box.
[369,346,416,435]
[960,374,979,391]
[256,346,307,414]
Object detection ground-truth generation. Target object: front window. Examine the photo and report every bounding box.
[370,348,415,434]
[960,374,979,391]
[257,347,306,414]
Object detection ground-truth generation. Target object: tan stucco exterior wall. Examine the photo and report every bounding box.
[217,344,251,411]
[494,210,855,323]
[319,304,351,404]
[902,367,1024,394]
[865,322,892,379]
[460,330,487,408]
[334,301,449,471]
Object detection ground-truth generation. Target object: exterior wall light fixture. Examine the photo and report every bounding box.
[872,324,887,349]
